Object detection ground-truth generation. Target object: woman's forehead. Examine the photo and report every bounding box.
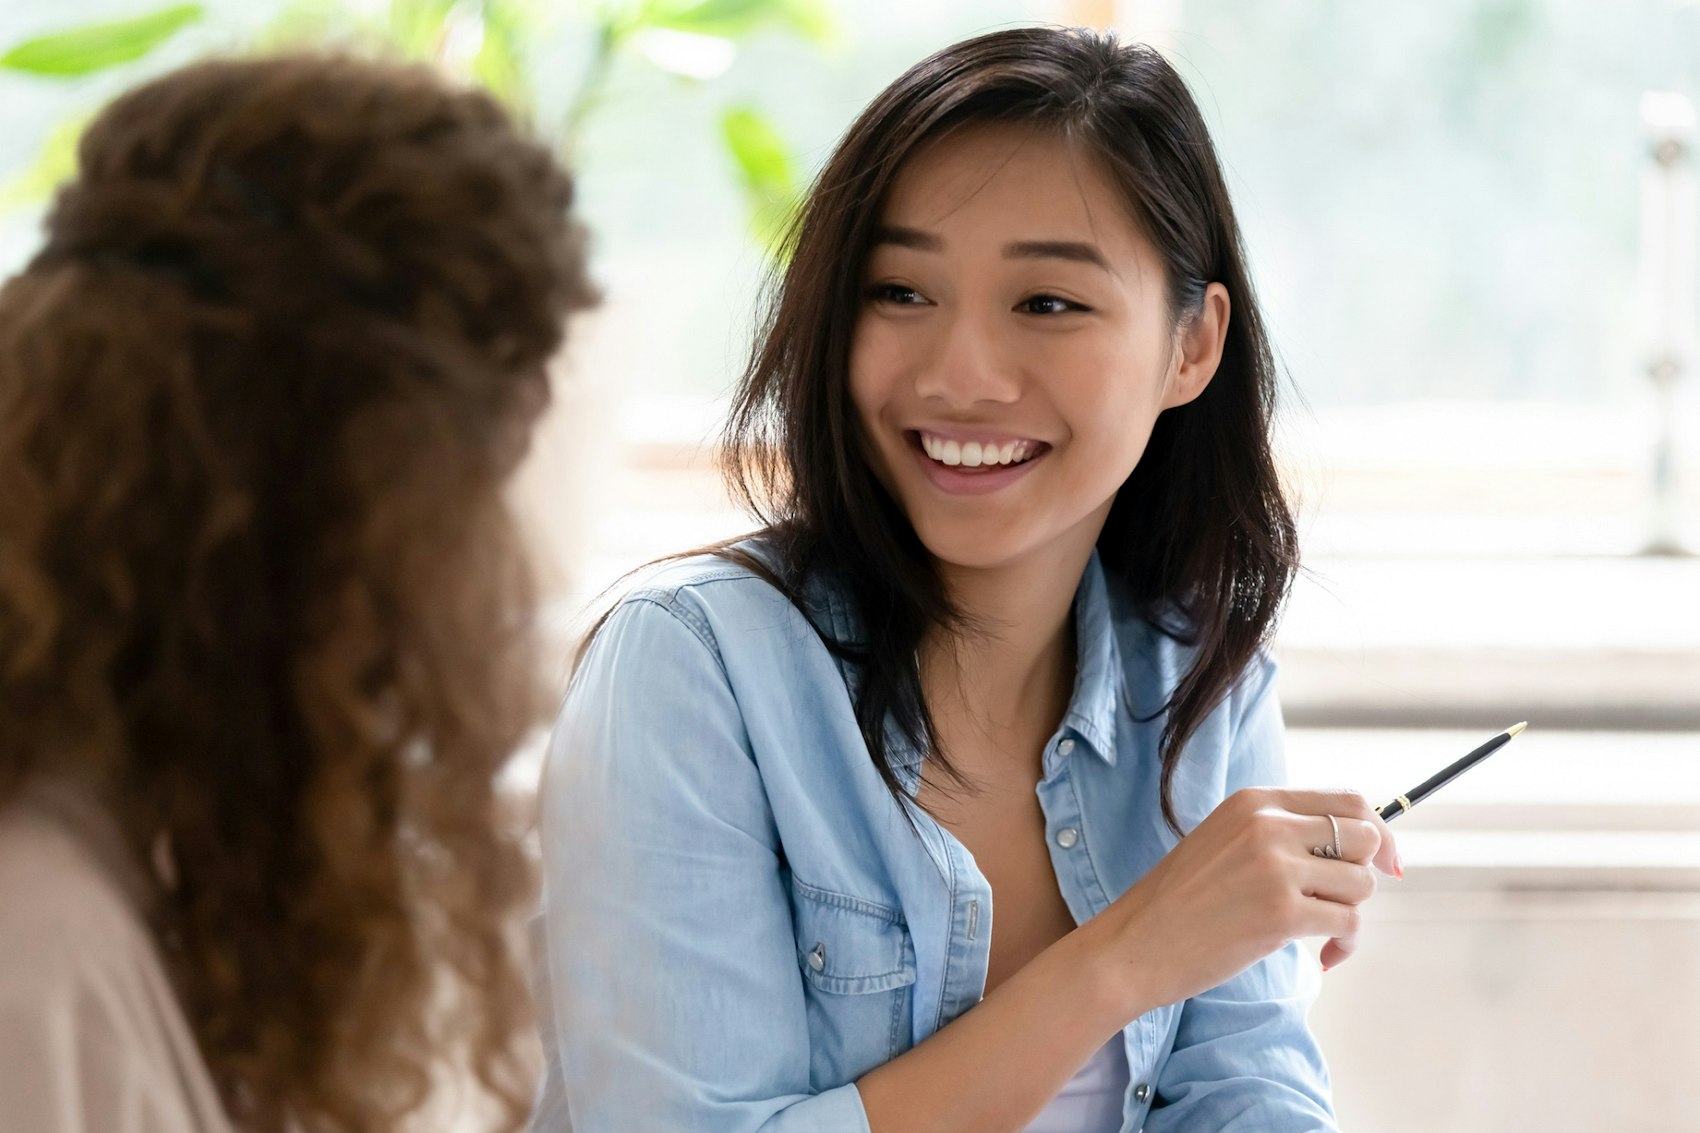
[876,123,1146,258]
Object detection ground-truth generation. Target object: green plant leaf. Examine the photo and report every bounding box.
[646,0,771,34]
[0,113,90,212]
[472,4,533,113]
[721,103,799,253]
[644,0,833,43]
[771,0,836,44]
[722,104,792,199]
[0,5,205,77]
[387,0,459,59]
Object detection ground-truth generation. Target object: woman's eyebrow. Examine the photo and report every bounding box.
[870,228,1109,271]
[1003,239,1108,269]
[872,224,941,251]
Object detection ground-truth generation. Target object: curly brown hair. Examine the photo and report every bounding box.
[0,54,595,1131]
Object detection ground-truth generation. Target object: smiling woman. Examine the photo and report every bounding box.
[534,26,1396,1133]
[850,125,1228,577]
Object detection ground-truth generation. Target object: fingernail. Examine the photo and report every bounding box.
[1321,962,1332,973]
[1394,851,1405,879]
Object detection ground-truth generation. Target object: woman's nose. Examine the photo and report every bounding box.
[912,308,1021,408]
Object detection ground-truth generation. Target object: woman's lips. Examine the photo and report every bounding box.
[903,430,1049,496]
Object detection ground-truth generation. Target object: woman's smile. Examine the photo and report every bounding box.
[848,123,1200,572]
[905,426,1052,495]
[913,428,1046,468]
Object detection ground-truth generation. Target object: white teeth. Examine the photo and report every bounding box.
[918,432,1039,468]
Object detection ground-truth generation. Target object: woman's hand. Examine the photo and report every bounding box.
[1084,788,1400,1017]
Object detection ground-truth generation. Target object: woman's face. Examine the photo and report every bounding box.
[849,124,1226,576]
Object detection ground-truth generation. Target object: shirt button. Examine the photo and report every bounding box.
[1134,1083,1150,1103]
[807,943,826,971]
[1055,827,1079,849]
[1057,738,1076,755]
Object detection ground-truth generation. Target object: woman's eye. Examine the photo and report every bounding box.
[1018,294,1087,316]
[868,283,927,306]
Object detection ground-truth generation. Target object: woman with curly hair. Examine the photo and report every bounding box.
[0,54,594,1132]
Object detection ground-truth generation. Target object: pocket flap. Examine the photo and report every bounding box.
[791,878,918,995]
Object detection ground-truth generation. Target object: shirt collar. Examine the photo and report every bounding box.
[1056,549,1121,768]
[805,547,1123,774]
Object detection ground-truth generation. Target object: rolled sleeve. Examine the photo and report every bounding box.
[533,594,870,1133]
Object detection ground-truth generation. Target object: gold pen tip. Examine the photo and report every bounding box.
[1506,721,1528,738]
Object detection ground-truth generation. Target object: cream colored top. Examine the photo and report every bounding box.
[0,781,233,1133]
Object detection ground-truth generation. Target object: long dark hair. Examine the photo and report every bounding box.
[724,26,1296,832]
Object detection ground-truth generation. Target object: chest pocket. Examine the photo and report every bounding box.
[790,876,917,1089]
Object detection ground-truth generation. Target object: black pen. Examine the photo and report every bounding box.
[1376,722,1528,822]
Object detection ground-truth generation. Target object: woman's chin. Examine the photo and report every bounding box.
[905,498,1112,580]
[912,521,1043,574]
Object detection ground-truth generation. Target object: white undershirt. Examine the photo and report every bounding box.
[1021,1036,1130,1133]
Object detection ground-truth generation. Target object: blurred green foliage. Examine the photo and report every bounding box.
[0,0,828,253]
[721,103,798,248]
[0,5,204,76]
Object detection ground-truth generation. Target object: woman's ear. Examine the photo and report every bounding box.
[1162,281,1230,409]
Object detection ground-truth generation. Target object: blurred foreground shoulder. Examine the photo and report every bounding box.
[0,791,232,1133]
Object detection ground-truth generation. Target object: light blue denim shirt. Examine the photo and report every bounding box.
[533,546,1336,1133]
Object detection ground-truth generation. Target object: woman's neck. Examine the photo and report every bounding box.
[921,539,1096,760]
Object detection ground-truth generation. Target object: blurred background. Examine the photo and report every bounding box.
[3,0,1697,1128]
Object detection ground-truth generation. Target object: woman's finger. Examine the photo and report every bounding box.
[1302,814,1381,865]
[1364,807,1402,878]
[1276,788,1400,877]
[1318,934,1358,972]
[1300,859,1377,906]
[1308,897,1365,971]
